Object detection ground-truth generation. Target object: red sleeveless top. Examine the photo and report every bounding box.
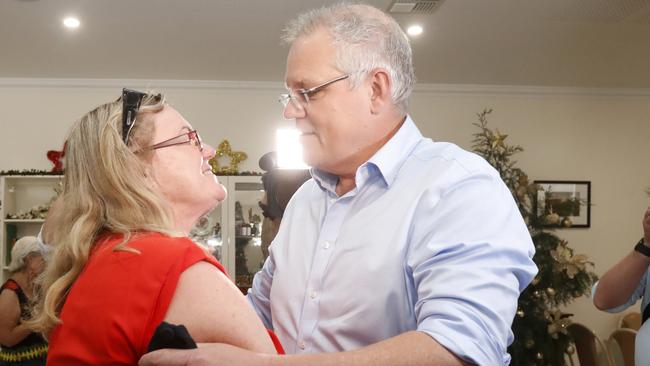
[47,233,283,365]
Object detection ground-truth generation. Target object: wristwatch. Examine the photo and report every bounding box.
[634,238,650,257]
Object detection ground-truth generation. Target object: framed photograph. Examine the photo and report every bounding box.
[534,180,591,228]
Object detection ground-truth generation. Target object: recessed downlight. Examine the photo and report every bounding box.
[63,17,80,29]
[407,25,423,36]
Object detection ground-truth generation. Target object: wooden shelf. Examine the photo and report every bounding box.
[236,235,261,239]
[4,219,45,223]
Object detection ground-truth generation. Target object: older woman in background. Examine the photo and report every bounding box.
[0,236,48,366]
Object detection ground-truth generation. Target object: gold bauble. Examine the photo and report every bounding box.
[517,309,525,318]
[536,352,543,360]
[566,345,575,355]
[546,287,556,296]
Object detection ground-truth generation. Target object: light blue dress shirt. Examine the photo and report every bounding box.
[247,116,537,365]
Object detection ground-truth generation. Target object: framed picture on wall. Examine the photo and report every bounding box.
[534,180,591,228]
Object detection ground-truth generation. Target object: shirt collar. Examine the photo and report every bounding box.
[311,115,423,194]
[366,115,422,187]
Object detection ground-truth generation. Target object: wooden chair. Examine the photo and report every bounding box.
[605,337,625,366]
[568,322,614,366]
[618,312,641,331]
[609,328,636,366]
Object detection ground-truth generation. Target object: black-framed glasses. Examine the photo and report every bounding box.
[134,130,203,154]
[279,74,349,111]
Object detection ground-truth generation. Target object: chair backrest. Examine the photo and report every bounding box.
[609,328,636,366]
[605,338,625,366]
[618,312,641,331]
[568,323,613,366]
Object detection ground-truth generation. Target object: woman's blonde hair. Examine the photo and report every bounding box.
[29,92,176,336]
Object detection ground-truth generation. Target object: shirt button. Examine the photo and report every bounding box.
[323,241,331,249]
[298,341,306,349]
[310,291,318,299]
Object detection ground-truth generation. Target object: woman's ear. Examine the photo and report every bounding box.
[368,68,392,115]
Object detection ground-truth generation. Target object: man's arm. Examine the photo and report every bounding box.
[140,331,469,366]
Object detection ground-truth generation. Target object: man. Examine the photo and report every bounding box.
[140,3,537,365]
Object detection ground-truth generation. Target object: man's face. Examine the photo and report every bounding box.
[283,29,375,175]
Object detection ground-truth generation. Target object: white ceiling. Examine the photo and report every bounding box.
[2,0,650,88]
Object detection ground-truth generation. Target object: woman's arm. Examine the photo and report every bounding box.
[164,262,276,353]
[0,290,32,347]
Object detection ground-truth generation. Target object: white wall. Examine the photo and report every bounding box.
[1,79,649,339]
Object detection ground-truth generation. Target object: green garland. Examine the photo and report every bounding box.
[0,169,262,176]
[0,169,61,176]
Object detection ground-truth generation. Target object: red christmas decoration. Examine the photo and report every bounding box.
[47,142,66,174]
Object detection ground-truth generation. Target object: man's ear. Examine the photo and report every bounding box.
[368,68,392,114]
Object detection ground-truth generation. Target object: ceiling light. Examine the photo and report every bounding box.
[407,25,423,36]
[63,17,80,29]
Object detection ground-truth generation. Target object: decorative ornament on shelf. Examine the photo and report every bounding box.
[5,182,62,220]
[46,141,67,174]
[209,140,248,175]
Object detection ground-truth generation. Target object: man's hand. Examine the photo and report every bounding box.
[643,207,650,246]
[139,343,267,366]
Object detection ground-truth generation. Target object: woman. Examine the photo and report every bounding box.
[0,236,48,366]
[29,89,281,365]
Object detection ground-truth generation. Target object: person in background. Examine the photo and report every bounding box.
[0,236,48,366]
[140,3,537,366]
[28,89,282,366]
[593,206,650,364]
[593,207,650,312]
[257,152,311,258]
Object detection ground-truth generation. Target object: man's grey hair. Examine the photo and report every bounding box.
[282,3,416,113]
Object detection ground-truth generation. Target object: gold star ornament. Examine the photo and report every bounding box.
[209,140,247,175]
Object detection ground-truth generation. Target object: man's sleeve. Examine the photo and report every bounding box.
[407,170,538,365]
[247,248,276,330]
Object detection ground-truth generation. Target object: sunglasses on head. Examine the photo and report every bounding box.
[120,88,203,154]
[121,88,163,145]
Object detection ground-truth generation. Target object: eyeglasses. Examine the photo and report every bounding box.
[279,74,349,112]
[134,130,203,154]
[121,88,162,145]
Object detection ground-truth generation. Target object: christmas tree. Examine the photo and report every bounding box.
[471,109,598,365]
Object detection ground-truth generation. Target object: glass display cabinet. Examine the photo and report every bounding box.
[190,175,266,294]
